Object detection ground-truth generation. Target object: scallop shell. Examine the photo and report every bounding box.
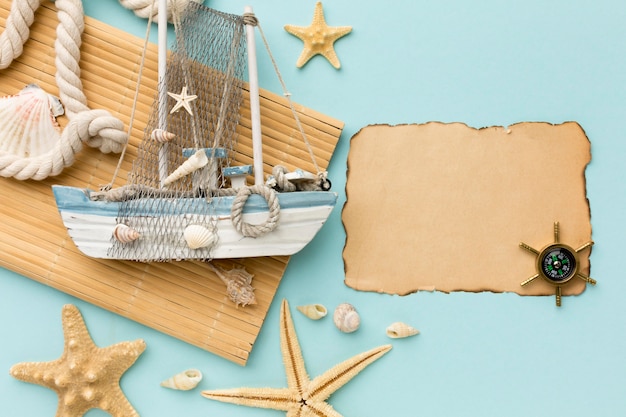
[386,322,420,339]
[160,369,203,390]
[150,128,176,143]
[163,149,209,186]
[184,224,218,250]
[113,223,141,243]
[333,303,360,333]
[297,304,328,320]
[0,84,64,158]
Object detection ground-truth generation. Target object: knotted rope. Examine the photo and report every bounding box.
[0,0,130,179]
[119,0,202,22]
[231,185,280,238]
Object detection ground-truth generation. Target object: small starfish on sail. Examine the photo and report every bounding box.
[284,2,352,69]
[202,299,392,416]
[167,85,198,115]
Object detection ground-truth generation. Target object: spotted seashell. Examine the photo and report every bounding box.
[333,303,360,333]
[386,322,420,339]
[163,149,209,186]
[150,128,176,143]
[113,223,141,243]
[160,369,202,390]
[297,304,327,320]
[0,84,64,158]
[184,224,218,250]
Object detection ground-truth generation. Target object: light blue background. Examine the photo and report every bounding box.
[2,0,625,415]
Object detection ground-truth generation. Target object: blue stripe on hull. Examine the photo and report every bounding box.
[52,185,338,217]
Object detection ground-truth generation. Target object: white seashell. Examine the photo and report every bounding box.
[163,149,209,186]
[386,322,420,339]
[297,304,327,320]
[333,303,360,333]
[207,262,256,307]
[184,224,218,250]
[0,84,64,158]
[113,223,141,243]
[160,369,203,390]
[150,128,176,143]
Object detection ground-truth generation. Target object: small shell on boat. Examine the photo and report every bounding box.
[386,322,420,339]
[150,128,176,143]
[113,223,141,243]
[184,224,218,250]
[0,84,64,158]
[333,303,360,333]
[160,369,203,390]
[163,149,209,186]
[297,304,327,320]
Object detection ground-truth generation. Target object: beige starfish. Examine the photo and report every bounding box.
[202,299,392,416]
[167,85,197,115]
[284,2,352,69]
[9,304,146,417]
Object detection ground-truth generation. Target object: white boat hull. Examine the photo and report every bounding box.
[52,185,337,260]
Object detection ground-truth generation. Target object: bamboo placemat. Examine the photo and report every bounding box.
[0,3,343,365]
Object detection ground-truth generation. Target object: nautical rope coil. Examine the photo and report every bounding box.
[0,0,128,179]
[231,185,280,238]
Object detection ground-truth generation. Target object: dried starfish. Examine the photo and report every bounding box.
[167,85,197,115]
[284,2,352,69]
[10,304,146,417]
[202,299,392,416]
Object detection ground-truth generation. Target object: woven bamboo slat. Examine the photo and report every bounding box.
[0,2,343,365]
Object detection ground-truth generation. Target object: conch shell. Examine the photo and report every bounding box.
[297,304,327,320]
[184,224,218,250]
[386,322,420,339]
[333,303,360,333]
[150,128,176,143]
[113,223,141,243]
[207,262,256,307]
[163,149,209,186]
[0,84,64,158]
[160,369,203,390]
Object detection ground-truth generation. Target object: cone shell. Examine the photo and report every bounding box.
[150,128,176,143]
[297,304,328,320]
[113,223,141,243]
[333,303,360,333]
[163,149,209,186]
[0,84,64,158]
[160,369,203,390]
[184,224,218,250]
[386,322,420,339]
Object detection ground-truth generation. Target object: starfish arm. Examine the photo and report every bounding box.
[280,299,312,393]
[62,304,98,351]
[99,388,141,417]
[284,24,309,38]
[302,400,345,417]
[202,386,299,412]
[10,360,64,388]
[307,344,392,401]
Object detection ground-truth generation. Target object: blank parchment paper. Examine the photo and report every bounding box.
[342,122,592,296]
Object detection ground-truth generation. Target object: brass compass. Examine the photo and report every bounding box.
[520,222,595,306]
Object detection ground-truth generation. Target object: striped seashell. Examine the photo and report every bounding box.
[297,304,327,320]
[0,84,64,158]
[150,128,176,143]
[163,149,209,186]
[386,322,420,339]
[113,223,141,243]
[160,369,203,390]
[333,303,360,333]
[184,224,218,250]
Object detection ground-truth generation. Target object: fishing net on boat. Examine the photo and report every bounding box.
[110,2,247,261]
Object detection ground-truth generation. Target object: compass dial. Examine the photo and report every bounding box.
[540,245,577,283]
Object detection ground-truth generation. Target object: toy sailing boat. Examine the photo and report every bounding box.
[52,3,337,261]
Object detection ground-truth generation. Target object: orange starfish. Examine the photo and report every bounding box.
[10,304,146,417]
[284,2,352,69]
[202,299,392,416]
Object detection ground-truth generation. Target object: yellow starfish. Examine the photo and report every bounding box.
[202,299,392,416]
[167,85,198,115]
[10,304,146,417]
[284,2,352,69]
